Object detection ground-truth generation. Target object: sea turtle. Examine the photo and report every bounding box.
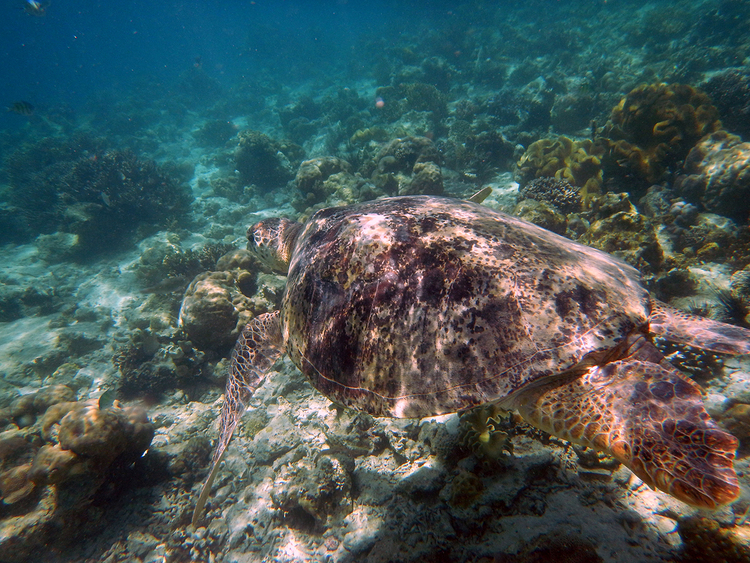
[192,195,748,525]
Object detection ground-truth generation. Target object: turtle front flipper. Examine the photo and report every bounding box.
[650,298,750,355]
[192,311,283,526]
[513,357,739,509]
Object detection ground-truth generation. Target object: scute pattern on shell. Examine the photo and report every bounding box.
[280,196,650,417]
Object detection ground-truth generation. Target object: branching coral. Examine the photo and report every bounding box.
[519,177,582,213]
[7,140,192,256]
[600,83,721,184]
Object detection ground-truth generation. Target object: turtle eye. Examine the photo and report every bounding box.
[247,221,272,253]
[250,228,264,250]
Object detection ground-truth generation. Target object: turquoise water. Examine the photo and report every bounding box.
[1,1,750,561]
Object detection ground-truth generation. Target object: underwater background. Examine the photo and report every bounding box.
[2,0,750,561]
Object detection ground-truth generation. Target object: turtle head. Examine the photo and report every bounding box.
[247,218,303,274]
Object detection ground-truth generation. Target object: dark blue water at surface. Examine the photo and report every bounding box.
[0,0,438,115]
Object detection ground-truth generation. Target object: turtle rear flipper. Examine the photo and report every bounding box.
[192,311,283,526]
[514,356,739,509]
[650,298,750,355]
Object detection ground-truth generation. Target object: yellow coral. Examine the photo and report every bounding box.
[517,136,604,203]
[601,82,721,183]
[349,127,388,145]
[460,403,513,461]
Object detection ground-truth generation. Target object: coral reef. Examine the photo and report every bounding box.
[192,119,238,147]
[0,387,155,563]
[663,207,740,263]
[178,271,255,352]
[516,136,604,201]
[406,161,444,195]
[37,401,153,480]
[234,130,303,191]
[0,386,154,516]
[703,69,750,139]
[513,199,568,236]
[674,130,750,222]
[292,157,353,210]
[160,242,236,280]
[678,516,750,563]
[374,82,447,123]
[578,193,663,273]
[7,139,192,256]
[519,177,582,213]
[600,83,721,185]
[10,384,76,428]
[368,136,445,197]
[177,246,286,354]
[438,128,516,182]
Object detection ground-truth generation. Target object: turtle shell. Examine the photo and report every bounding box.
[281,196,650,418]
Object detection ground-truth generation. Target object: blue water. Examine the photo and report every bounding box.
[1,0,422,115]
[1,0,750,561]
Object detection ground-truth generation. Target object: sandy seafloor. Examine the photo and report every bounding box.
[2,0,750,561]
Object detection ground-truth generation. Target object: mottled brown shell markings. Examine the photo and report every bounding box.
[281,197,649,417]
[193,196,747,525]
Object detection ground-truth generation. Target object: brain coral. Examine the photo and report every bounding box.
[178,270,254,352]
[57,403,153,467]
[674,130,750,222]
[601,83,721,184]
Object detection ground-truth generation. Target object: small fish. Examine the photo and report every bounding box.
[101,192,112,207]
[468,186,493,204]
[98,389,117,410]
[23,0,49,16]
[7,101,34,116]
